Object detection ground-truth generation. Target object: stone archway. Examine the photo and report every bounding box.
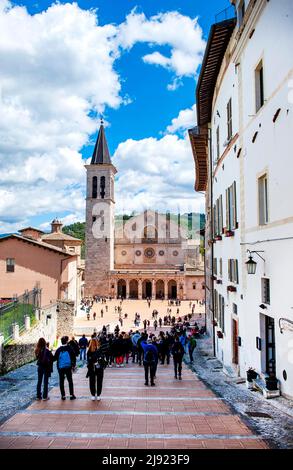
[129,279,138,299]
[168,280,177,299]
[117,279,126,298]
[156,280,164,299]
[142,279,152,299]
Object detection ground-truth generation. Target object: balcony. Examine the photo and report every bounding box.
[215,5,236,24]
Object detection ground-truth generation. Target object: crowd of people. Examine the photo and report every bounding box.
[34,297,205,402]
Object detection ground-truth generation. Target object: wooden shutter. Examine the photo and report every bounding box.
[228,259,231,282]
[219,195,223,233]
[226,189,229,230]
[235,260,239,284]
[232,181,237,229]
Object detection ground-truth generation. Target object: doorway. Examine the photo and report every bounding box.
[232,319,239,365]
[265,316,276,375]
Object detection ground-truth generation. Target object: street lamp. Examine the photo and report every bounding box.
[245,250,265,274]
[245,255,257,274]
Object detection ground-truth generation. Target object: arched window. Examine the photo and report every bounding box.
[143,225,158,242]
[92,176,97,198]
[100,176,105,199]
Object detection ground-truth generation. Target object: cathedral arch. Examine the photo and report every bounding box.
[143,225,158,242]
[156,280,164,299]
[168,280,177,299]
[117,279,126,298]
[129,279,138,299]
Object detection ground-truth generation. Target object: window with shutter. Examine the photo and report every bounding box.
[226,189,230,230]
[219,195,223,233]
[258,174,269,225]
[232,181,237,229]
[227,98,232,141]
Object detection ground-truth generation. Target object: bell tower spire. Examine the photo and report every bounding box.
[84,121,117,297]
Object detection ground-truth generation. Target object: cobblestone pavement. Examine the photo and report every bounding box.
[0,299,291,449]
[189,339,293,449]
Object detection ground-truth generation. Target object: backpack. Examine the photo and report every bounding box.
[144,349,155,364]
[40,348,51,367]
[58,349,72,369]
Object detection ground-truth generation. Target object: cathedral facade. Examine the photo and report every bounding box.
[84,123,205,300]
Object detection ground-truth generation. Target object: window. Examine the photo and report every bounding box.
[219,258,223,277]
[193,283,196,290]
[228,259,239,284]
[262,278,270,305]
[219,294,225,333]
[226,182,237,230]
[227,98,232,141]
[100,176,105,199]
[213,258,217,276]
[233,303,238,315]
[238,0,245,26]
[255,60,264,112]
[68,247,75,253]
[216,126,220,160]
[92,176,97,198]
[258,174,268,225]
[6,258,15,273]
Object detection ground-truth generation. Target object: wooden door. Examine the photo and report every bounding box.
[232,319,239,365]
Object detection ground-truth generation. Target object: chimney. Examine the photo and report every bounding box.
[51,219,63,233]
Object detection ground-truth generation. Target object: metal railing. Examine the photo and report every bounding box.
[0,286,42,344]
[215,5,236,23]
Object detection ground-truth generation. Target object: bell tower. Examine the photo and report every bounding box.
[84,121,117,297]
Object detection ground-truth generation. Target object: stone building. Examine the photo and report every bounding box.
[84,123,205,300]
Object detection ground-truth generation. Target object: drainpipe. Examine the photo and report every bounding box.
[208,124,216,358]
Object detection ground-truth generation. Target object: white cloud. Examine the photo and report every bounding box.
[116,10,205,85]
[113,133,204,214]
[166,104,197,133]
[0,2,205,231]
[0,1,121,230]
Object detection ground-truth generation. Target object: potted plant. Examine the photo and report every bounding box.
[225,230,234,237]
[215,235,222,241]
[212,320,218,326]
[246,367,258,382]
[227,285,237,292]
[265,372,278,391]
[211,275,217,281]
[216,279,222,284]
[217,331,223,338]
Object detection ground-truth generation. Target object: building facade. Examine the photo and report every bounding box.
[189,0,293,398]
[0,221,83,308]
[85,123,205,300]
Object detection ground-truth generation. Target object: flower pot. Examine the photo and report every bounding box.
[246,369,258,382]
[225,230,234,237]
[265,376,278,391]
[217,331,223,338]
[227,285,237,292]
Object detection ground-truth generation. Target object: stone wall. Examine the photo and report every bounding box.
[0,300,75,375]
[56,300,75,338]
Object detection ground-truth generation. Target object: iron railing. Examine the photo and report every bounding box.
[0,286,42,344]
[215,5,236,23]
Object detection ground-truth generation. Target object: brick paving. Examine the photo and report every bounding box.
[0,360,267,449]
[0,301,269,449]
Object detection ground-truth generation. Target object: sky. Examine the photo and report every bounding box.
[0,0,232,232]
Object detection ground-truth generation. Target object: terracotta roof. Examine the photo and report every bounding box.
[196,18,236,126]
[42,232,82,243]
[0,234,75,255]
[18,227,45,234]
[188,125,208,192]
[91,123,112,165]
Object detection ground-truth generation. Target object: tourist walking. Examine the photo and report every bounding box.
[188,335,197,363]
[54,336,76,400]
[153,319,158,331]
[86,338,107,401]
[68,336,80,360]
[171,336,185,380]
[79,334,89,361]
[93,312,96,321]
[35,337,53,401]
[141,336,158,386]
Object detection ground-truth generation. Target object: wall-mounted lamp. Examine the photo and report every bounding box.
[245,249,265,274]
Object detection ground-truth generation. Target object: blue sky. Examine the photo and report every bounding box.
[0,0,232,231]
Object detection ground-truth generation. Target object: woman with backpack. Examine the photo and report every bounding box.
[35,337,53,401]
[86,338,107,401]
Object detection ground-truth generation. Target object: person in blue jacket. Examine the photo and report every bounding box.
[141,335,158,386]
